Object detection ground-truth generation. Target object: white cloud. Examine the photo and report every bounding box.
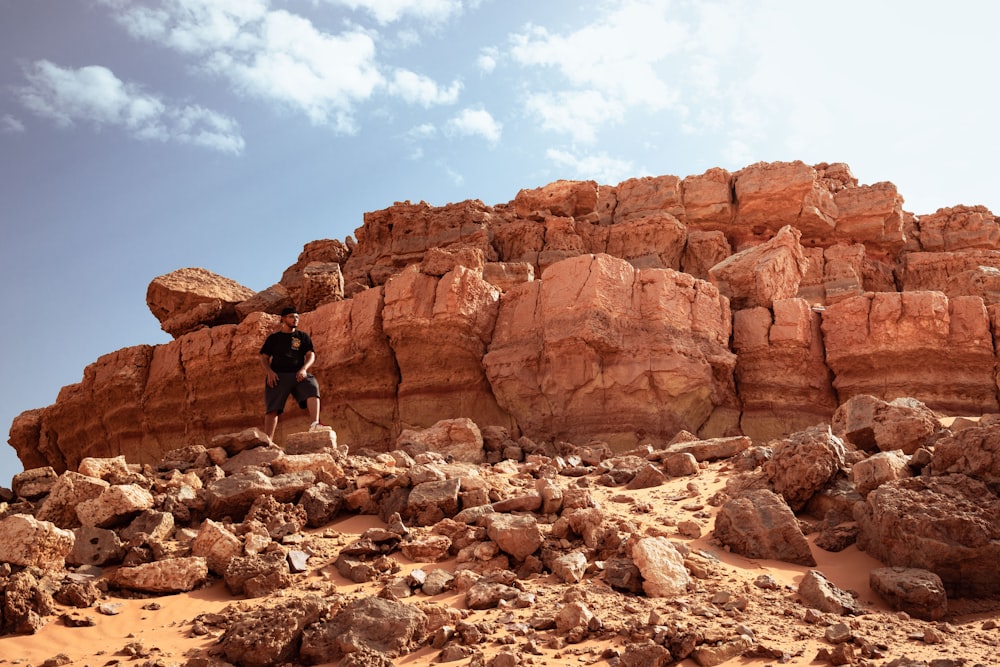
[444,107,501,144]
[546,148,635,186]
[221,10,383,131]
[1,115,26,134]
[407,123,437,139]
[524,90,625,144]
[389,69,461,107]
[509,1,687,109]
[101,0,473,133]
[476,47,498,73]
[322,0,463,25]
[14,60,244,153]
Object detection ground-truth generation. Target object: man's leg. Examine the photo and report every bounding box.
[263,411,279,440]
[306,396,320,424]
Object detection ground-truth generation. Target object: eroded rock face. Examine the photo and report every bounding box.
[10,160,1000,475]
[822,292,998,415]
[733,299,836,440]
[484,254,738,448]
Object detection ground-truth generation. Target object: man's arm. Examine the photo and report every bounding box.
[261,354,279,387]
[296,350,316,381]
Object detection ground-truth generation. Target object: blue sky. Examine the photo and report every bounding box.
[2,0,998,486]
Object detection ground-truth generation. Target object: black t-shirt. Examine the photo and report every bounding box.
[260,330,315,373]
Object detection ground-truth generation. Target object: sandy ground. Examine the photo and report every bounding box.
[1,460,998,667]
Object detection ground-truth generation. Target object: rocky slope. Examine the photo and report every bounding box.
[10,160,1000,473]
[0,407,998,666]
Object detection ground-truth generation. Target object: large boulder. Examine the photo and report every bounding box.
[763,426,847,511]
[832,394,941,454]
[855,474,1000,597]
[929,424,1000,489]
[0,514,74,570]
[146,267,255,338]
[714,489,815,566]
[709,225,807,310]
[299,597,428,663]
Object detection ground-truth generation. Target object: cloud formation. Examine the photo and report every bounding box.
[14,60,244,153]
[1,115,25,134]
[100,0,461,134]
[445,107,501,144]
[324,0,464,25]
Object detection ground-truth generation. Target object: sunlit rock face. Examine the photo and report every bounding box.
[11,160,1000,472]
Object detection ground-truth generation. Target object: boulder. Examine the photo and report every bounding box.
[660,436,751,462]
[224,551,291,597]
[109,556,208,593]
[36,472,110,529]
[67,526,124,566]
[2,570,57,635]
[485,514,543,562]
[929,424,1000,488]
[406,478,461,526]
[76,484,155,528]
[708,225,807,310]
[0,514,75,570]
[191,519,243,576]
[763,426,847,511]
[397,418,486,463]
[77,455,132,482]
[797,570,862,615]
[832,394,941,454]
[855,474,1000,597]
[146,267,254,338]
[852,450,912,497]
[220,594,328,667]
[299,597,428,662]
[11,467,58,500]
[204,470,315,521]
[714,489,815,566]
[631,537,691,597]
[869,567,948,621]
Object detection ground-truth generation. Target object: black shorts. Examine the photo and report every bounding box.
[264,372,320,415]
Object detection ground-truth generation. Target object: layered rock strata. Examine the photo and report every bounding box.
[9,160,1000,472]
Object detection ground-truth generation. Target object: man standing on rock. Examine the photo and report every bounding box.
[259,306,323,439]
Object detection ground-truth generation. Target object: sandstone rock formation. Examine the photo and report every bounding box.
[9,159,1000,478]
[147,267,255,338]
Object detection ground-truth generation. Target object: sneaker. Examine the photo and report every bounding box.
[309,420,329,432]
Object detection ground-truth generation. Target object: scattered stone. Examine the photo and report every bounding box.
[869,567,948,621]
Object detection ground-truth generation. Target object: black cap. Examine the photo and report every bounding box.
[280,307,299,316]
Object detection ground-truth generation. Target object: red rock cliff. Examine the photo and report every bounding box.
[9,160,1000,472]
